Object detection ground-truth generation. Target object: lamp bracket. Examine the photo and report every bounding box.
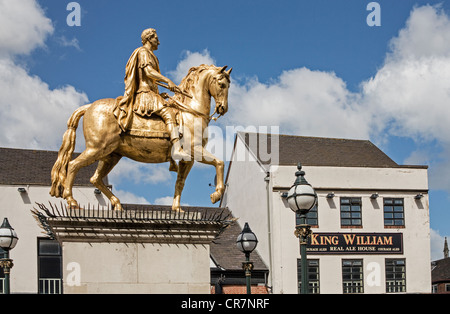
[0,258,14,273]
[294,224,312,243]
[242,261,254,273]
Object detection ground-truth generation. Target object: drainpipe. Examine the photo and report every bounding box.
[265,172,274,293]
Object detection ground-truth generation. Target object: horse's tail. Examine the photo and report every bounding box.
[50,104,90,198]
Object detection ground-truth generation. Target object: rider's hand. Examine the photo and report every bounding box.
[167,80,176,92]
[167,80,179,93]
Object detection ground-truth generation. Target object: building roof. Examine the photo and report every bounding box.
[432,257,450,284]
[241,132,427,168]
[210,215,268,271]
[0,147,101,186]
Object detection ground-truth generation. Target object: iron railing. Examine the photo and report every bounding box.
[39,278,62,294]
[31,202,236,245]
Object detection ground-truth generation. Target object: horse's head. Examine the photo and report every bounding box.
[209,65,232,116]
[177,64,232,119]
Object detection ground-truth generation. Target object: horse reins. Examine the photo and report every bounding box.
[156,81,223,122]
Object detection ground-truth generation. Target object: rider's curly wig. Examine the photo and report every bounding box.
[141,28,157,45]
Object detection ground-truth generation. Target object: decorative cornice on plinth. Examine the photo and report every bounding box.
[31,202,235,245]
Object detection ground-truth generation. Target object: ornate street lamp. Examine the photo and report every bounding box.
[0,218,18,294]
[286,163,317,294]
[236,222,258,294]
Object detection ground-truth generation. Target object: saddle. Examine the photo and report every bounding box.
[127,114,171,139]
[115,96,182,172]
[114,96,181,140]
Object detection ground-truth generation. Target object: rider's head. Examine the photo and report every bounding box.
[141,28,157,45]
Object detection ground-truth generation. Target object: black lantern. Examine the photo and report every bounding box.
[236,222,258,254]
[0,218,18,251]
[286,163,317,213]
[286,163,317,294]
[236,222,258,294]
[0,218,18,294]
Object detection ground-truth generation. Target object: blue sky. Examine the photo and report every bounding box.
[0,0,449,260]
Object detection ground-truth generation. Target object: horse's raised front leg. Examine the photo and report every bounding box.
[172,160,194,211]
[90,153,123,210]
[197,147,225,204]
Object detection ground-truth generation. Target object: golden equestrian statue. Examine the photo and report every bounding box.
[49,28,231,211]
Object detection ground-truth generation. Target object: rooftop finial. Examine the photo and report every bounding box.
[444,237,449,259]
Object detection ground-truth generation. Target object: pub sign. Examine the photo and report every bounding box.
[306,233,403,254]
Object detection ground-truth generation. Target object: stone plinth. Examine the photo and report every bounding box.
[32,203,233,294]
[63,241,210,293]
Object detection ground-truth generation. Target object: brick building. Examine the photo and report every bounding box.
[432,237,450,294]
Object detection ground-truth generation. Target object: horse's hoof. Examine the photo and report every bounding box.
[111,202,123,211]
[172,207,184,213]
[114,205,123,211]
[110,196,123,211]
[67,198,79,209]
[172,203,184,213]
[210,191,222,204]
[112,203,123,211]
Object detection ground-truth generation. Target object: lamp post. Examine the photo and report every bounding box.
[236,222,258,294]
[286,163,317,294]
[0,218,18,294]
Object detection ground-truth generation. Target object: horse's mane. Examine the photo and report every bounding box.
[174,64,229,103]
[179,64,214,90]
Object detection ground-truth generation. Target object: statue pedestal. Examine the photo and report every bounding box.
[32,203,232,294]
[63,241,210,293]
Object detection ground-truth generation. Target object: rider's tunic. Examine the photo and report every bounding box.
[133,47,166,116]
[114,46,174,132]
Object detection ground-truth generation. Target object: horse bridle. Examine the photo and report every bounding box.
[208,74,229,121]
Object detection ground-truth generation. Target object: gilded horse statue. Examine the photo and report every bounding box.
[49,64,231,211]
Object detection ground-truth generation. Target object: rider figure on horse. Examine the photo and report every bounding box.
[114,28,191,161]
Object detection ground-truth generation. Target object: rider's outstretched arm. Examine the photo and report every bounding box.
[143,65,179,92]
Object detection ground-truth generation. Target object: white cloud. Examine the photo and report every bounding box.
[0,0,53,57]
[168,49,215,84]
[363,5,450,144]
[0,58,88,150]
[154,196,189,207]
[388,5,450,61]
[57,36,82,51]
[107,158,173,186]
[403,150,432,166]
[113,189,150,205]
[225,68,369,140]
[154,196,174,206]
[0,0,88,151]
[362,54,450,144]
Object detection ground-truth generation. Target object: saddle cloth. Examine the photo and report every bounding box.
[127,114,170,139]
